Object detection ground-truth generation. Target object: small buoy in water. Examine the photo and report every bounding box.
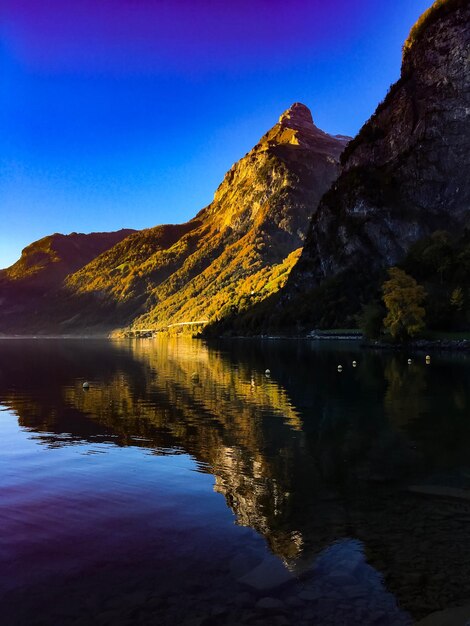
[407,359,412,365]
[352,361,357,367]
[425,355,431,364]
[265,369,271,376]
[191,372,199,383]
[337,365,343,372]
[82,381,90,389]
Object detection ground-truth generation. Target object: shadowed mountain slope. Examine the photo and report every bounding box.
[278,0,470,328]
[0,230,135,332]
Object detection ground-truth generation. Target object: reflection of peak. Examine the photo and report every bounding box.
[278,102,315,131]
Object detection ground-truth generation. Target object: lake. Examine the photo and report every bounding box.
[1,337,469,626]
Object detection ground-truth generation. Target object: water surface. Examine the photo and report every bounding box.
[1,337,469,625]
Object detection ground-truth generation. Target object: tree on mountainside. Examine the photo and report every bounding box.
[450,287,464,311]
[382,268,426,341]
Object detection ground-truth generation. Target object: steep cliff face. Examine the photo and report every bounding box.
[60,103,348,331]
[287,0,469,308]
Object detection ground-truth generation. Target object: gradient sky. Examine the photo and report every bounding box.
[1,0,432,268]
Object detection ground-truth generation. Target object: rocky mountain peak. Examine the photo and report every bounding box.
[256,103,349,154]
[278,103,315,132]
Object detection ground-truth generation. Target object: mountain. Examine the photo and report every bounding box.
[0,230,135,333]
[0,104,347,334]
[49,103,348,333]
[277,0,470,329]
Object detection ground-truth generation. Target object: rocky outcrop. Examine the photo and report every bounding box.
[286,0,470,301]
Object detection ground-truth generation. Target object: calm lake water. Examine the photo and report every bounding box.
[0,337,469,626]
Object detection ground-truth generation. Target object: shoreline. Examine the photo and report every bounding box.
[0,332,469,352]
[203,333,470,352]
[362,338,470,352]
[0,334,112,340]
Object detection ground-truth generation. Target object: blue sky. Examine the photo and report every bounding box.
[1,0,432,268]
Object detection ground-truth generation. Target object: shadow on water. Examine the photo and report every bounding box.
[0,337,469,625]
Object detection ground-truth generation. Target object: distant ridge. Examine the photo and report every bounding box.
[0,229,135,332]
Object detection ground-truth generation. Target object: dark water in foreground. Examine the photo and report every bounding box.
[0,337,470,626]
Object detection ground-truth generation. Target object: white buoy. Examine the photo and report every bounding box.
[407,359,412,365]
[425,355,431,364]
[82,381,90,389]
[352,361,357,367]
[337,365,343,372]
[265,369,271,376]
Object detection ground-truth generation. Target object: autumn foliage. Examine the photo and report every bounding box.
[382,267,426,341]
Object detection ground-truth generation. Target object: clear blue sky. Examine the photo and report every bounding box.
[1,0,432,268]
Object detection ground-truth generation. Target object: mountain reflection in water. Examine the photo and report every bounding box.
[0,337,469,626]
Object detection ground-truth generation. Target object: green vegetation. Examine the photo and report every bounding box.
[401,230,470,331]
[204,264,381,337]
[212,228,470,340]
[382,268,427,341]
[354,231,470,341]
